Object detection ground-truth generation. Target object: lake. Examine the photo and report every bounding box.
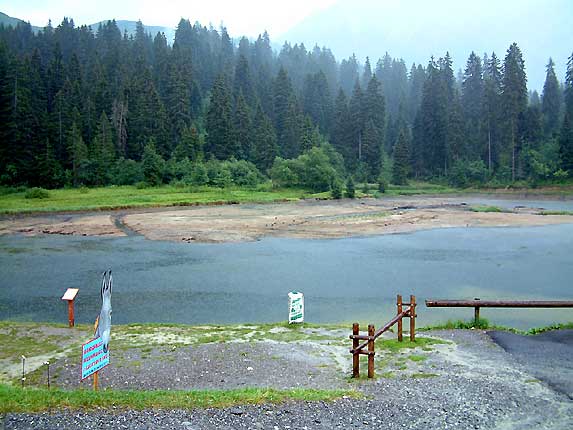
[1,209,572,330]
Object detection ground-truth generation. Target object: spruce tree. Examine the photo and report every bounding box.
[501,43,528,181]
[392,129,410,185]
[541,58,561,137]
[206,74,233,159]
[461,52,484,159]
[253,105,278,172]
[483,52,502,171]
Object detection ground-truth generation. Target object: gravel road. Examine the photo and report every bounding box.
[3,329,573,429]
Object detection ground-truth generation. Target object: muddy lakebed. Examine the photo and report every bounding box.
[1,195,573,329]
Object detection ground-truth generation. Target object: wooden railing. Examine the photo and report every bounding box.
[350,294,417,378]
[426,298,573,325]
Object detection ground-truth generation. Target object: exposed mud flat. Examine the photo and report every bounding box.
[2,196,572,242]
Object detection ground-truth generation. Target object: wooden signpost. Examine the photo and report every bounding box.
[61,288,79,327]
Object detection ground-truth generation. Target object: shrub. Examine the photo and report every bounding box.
[25,187,50,199]
[331,180,342,199]
[110,158,144,186]
[142,142,165,186]
[345,177,355,198]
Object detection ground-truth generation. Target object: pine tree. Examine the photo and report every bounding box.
[461,52,484,159]
[348,80,364,169]
[206,74,233,159]
[559,52,573,173]
[483,52,502,172]
[142,140,164,185]
[501,43,528,181]
[173,125,203,162]
[233,55,255,106]
[331,89,351,165]
[392,129,410,185]
[253,105,278,172]
[68,122,88,186]
[232,92,252,160]
[91,112,115,184]
[541,58,562,137]
[362,76,386,178]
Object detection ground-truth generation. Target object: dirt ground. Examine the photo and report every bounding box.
[1,195,573,243]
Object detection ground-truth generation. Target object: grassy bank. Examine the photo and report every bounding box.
[3,181,572,215]
[0,185,319,214]
[0,384,360,413]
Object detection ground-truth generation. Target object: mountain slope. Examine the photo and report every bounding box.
[279,0,573,90]
[0,11,40,32]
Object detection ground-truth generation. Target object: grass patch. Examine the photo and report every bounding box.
[0,185,314,214]
[420,318,492,331]
[377,337,449,352]
[408,354,427,362]
[0,384,360,413]
[469,205,503,213]
[410,373,439,379]
[539,210,573,216]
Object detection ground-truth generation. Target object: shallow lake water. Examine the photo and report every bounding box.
[1,213,573,330]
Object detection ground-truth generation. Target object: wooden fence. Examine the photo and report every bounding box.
[425,298,573,325]
[349,294,417,378]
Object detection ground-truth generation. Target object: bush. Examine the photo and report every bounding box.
[269,144,343,192]
[345,177,355,198]
[331,180,342,199]
[142,142,165,186]
[110,158,144,186]
[378,178,387,193]
[448,159,488,188]
[25,187,50,199]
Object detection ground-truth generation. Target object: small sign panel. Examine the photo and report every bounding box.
[81,337,109,380]
[61,288,79,301]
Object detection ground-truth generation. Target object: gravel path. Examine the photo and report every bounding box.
[3,329,573,429]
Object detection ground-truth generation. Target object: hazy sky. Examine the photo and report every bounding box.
[0,0,337,36]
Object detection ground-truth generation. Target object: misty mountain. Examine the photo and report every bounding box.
[279,0,573,91]
[0,12,175,43]
[89,19,175,43]
[0,12,40,32]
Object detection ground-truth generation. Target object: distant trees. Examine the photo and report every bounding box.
[0,18,570,190]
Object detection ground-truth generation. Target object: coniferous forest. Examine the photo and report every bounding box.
[1,18,572,191]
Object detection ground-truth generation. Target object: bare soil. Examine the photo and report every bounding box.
[1,196,572,242]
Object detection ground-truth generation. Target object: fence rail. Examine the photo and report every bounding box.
[350,294,417,378]
[425,298,573,325]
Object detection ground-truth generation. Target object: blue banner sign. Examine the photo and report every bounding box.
[81,337,109,380]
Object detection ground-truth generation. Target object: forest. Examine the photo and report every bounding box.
[0,18,572,191]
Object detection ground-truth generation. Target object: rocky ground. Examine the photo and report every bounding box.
[2,326,573,429]
[1,195,573,243]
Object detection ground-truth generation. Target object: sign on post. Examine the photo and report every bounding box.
[288,291,304,324]
[61,288,79,327]
[81,337,109,380]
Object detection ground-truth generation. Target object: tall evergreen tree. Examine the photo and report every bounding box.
[501,43,528,181]
[253,105,278,172]
[541,58,562,137]
[461,52,484,159]
[392,129,410,185]
[206,74,233,159]
[483,52,502,171]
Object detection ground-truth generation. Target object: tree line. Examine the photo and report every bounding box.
[0,18,572,190]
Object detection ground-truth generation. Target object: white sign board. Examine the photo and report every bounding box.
[288,291,304,324]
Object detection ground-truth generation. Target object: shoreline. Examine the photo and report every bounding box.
[1,195,573,243]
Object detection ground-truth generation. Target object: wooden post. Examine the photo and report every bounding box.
[367,324,375,379]
[67,300,75,328]
[397,294,403,342]
[410,295,416,342]
[474,298,481,326]
[352,323,360,378]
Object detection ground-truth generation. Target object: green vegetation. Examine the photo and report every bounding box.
[0,185,311,214]
[378,337,449,352]
[540,210,573,216]
[24,187,50,199]
[410,373,439,379]
[408,354,428,362]
[420,318,493,330]
[0,384,360,413]
[469,205,503,213]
